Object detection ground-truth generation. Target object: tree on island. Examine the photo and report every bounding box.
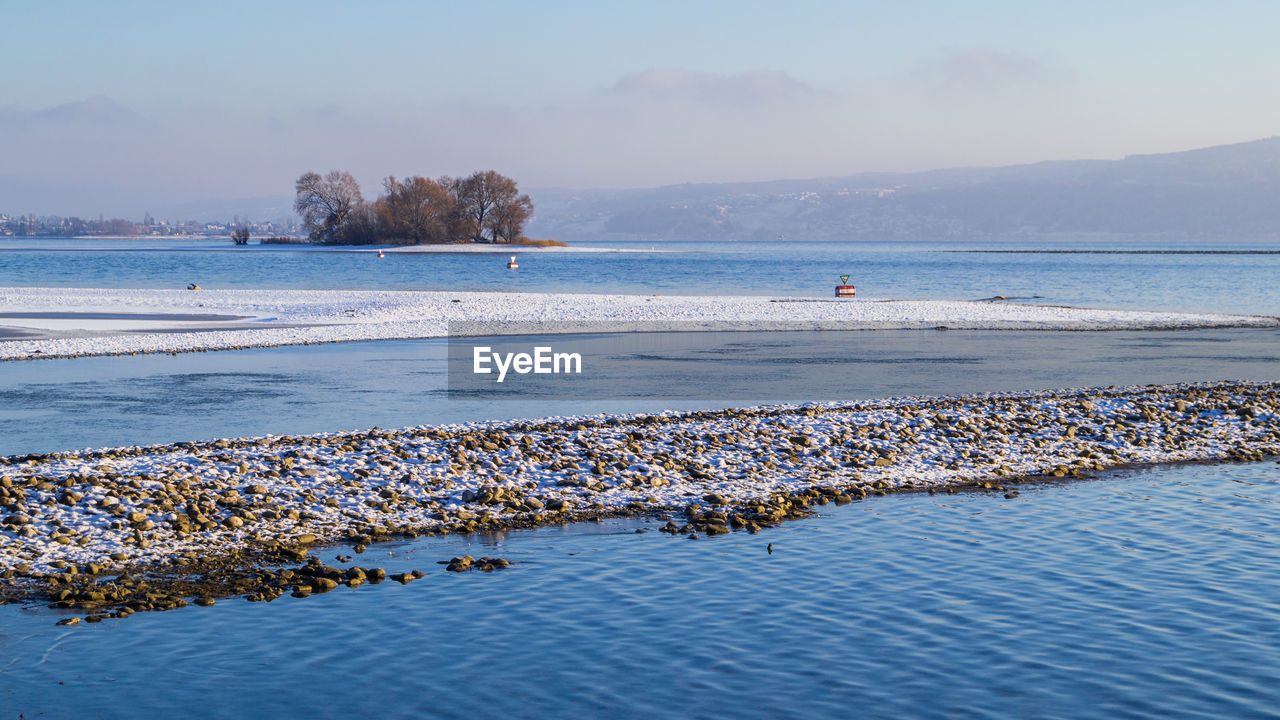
[379,175,456,243]
[447,170,533,243]
[487,191,534,243]
[294,170,364,242]
[292,168,535,245]
[230,215,251,245]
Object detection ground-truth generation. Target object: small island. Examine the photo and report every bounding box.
[288,169,564,247]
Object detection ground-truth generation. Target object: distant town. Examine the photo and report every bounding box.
[0,213,298,239]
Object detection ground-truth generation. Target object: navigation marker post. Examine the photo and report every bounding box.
[835,274,856,297]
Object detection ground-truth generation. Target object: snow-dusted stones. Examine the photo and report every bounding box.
[0,380,1277,620]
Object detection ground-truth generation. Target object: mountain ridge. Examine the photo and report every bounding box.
[526,136,1280,241]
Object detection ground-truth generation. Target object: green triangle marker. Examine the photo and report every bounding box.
[839,275,850,284]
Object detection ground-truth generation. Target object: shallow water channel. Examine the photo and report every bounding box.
[3,327,1279,456]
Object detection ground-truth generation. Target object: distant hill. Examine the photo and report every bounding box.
[526,137,1280,241]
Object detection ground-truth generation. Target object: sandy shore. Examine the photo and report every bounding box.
[0,380,1276,619]
[2,287,1276,360]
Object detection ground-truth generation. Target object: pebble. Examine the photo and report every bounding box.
[1,380,1277,621]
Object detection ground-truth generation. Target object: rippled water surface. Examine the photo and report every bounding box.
[2,461,1278,719]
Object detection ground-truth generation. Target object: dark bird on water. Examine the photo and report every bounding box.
[767,543,773,555]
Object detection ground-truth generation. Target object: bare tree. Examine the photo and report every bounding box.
[294,170,364,242]
[487,192,533,243]
[450,170,523,242]
[381,175,455,243]
[231,216,251,246]
[335,201,385,245]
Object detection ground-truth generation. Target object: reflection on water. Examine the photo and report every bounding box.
[2,461,1278,719]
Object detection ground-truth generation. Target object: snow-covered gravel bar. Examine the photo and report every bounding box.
[1,287,1276,360]
[1,381,1276,580]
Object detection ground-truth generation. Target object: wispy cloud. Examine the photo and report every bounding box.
[607,69,815,105]
[915,48,1053,93]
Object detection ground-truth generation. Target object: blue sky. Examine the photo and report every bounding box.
[3,1,1280,215]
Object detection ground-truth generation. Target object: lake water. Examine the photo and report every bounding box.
[2,328,1279,457]
[1,237,1279,717]
[2,236,1280,314]
[2,461,1279,719]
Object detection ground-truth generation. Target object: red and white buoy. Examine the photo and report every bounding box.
[835,274,854,297]
[507,255,519,269]
[377,250,385,258]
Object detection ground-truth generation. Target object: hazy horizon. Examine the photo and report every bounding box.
[5,1,1280,217]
